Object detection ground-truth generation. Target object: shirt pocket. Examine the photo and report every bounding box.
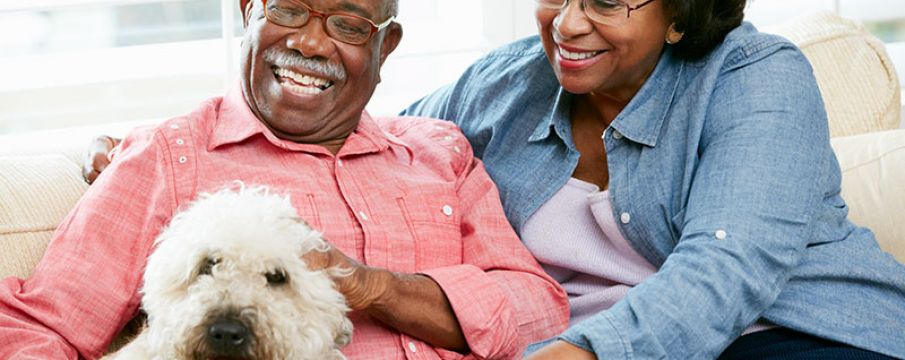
[395,184,462,270]
[290,192,321,230]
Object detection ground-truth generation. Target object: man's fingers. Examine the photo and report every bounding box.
[82,136,118,184]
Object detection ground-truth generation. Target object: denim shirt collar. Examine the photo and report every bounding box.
[528,48,684,148]
[528,87,574,147]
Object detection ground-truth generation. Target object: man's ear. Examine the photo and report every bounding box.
[242,0,255,28]
[378,22,403,68]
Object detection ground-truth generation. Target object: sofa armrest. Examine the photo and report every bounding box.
[0,155,88,279]
[831,129,905,262]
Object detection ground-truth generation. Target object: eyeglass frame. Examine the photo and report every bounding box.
[261,0,396,45]
[537,0,657,26]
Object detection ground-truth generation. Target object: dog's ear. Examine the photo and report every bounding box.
[143,236,208,301]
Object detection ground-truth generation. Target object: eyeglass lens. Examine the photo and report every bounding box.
[536,0,632,26]
[265,0,375,44]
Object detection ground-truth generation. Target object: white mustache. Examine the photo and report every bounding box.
[263,47,347,81]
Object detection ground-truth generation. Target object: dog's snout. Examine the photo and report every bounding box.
[207,318,250,354]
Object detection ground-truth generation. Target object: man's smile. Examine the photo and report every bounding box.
[272,66,335,95]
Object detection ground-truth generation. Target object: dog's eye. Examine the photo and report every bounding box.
[199,257,219,276]
[265,270,287,286]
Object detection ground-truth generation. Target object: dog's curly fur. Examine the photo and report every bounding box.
[103,185,352,360]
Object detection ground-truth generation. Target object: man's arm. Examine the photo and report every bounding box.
[0,128,174,359]
[306,129,569,358]
[303,245,469,352]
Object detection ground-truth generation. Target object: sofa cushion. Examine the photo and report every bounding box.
[0,155,88,279]
[766,11,901,137]
[831,129,905,262]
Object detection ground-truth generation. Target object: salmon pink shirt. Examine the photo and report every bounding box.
[0,88,568,360]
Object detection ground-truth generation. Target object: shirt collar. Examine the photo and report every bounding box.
[528,48,684,148]
[529,81,574,146]
[609,48,684,148]
[209,85,389,156]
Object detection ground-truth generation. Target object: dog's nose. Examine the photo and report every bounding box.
[207,319,250,353]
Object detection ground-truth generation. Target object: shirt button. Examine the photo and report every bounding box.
[612,130,624,140]
[453,146,461,153]
[178,156,187,164]
[175,139,184,145]
[337,159,344,167]
[620,212,631,224]
[408,341,417,353]
[358,211,369,221]
[442,205,453,216]
[443,135,454,141]
[715,229,727,240]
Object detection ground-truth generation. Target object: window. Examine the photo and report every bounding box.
[0,0,244,134]
[0,0,533,134]
[2,1,902,135]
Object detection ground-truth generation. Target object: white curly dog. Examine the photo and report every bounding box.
[104,185,352,360]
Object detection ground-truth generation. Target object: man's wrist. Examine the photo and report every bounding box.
[340,265,394,311]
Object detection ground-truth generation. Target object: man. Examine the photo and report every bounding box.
[0,0,569,358]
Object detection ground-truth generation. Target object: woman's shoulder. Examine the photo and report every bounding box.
[704,22,807,71]
[462,36,557,89]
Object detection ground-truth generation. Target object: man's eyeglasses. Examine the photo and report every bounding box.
[536,0,656,27]
[262,0,395,45]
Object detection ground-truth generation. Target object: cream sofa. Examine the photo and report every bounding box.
[0,9,903,334]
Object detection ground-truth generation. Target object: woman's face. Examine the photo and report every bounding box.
[536,0,671,98]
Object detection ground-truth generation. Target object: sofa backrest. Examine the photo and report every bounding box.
[766,11,902,137]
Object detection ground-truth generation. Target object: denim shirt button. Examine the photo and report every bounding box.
[620,212,631,224]
[612,130,624,140]
[715,229,727,240]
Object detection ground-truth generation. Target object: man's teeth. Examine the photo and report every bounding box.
[559,48,600,60]
[274,68,333,91]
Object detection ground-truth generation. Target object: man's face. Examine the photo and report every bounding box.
[239,0,401,144]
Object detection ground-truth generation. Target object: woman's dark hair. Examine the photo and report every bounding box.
[662,0,748,60]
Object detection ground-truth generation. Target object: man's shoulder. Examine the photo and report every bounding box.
[118,96,225,156]
[376,116,466,146]
[374,116,472,168]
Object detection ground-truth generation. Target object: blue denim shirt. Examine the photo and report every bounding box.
[402,23,905,359]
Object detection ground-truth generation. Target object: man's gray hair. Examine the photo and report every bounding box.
[385,0,399,18]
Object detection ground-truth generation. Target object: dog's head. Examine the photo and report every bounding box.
[140,185,351,360]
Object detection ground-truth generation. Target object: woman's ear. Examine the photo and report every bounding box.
[666,23,685,45]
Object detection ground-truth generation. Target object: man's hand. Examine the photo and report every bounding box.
[302,245,392,311]
[302,242,468,352]
[82,135,121,184]
[524,341,597,360]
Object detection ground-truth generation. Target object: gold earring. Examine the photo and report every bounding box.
[665,24,684,45]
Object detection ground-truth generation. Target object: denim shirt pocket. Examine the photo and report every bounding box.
[395,184,463,270]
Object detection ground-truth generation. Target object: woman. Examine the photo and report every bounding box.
[401,0,905,358]
[85,0,905,358]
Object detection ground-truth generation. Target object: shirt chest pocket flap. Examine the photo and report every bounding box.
[395,184,462,268]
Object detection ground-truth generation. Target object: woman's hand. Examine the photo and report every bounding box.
[82,135,121,184]
[525,340,597,360]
